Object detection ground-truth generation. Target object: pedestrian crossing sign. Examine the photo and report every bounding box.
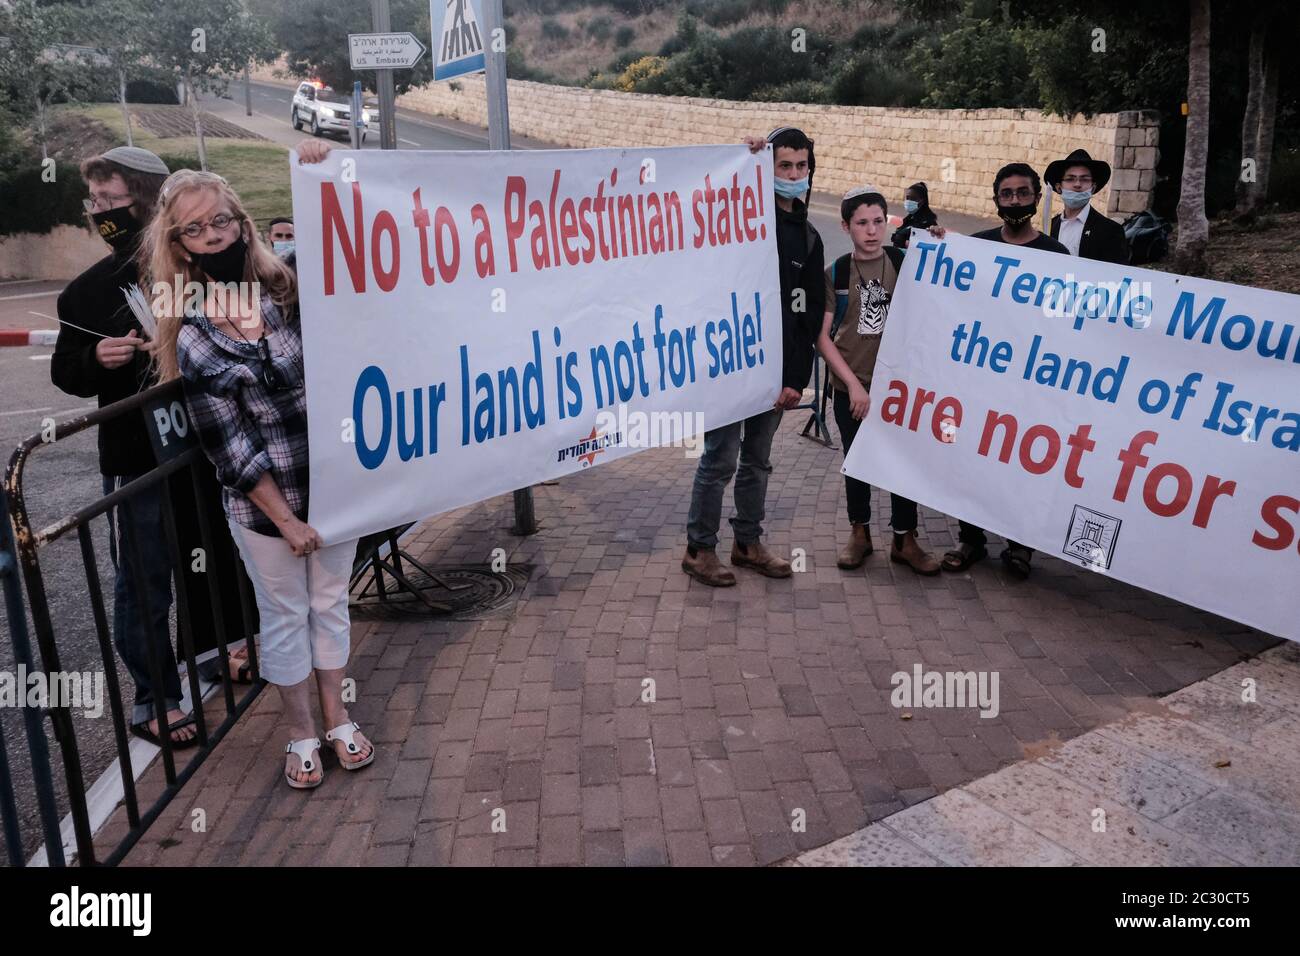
[432,0,487,81]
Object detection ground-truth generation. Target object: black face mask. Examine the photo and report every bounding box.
[194,236,248,284]
[996,201,1038,228]
[92,205,139,251]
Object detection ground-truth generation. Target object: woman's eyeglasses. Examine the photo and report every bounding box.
[174,213,239,240]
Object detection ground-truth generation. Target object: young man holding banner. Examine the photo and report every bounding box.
[681,128,826,586]
[931,163,1067,579]
[820,186,941,575]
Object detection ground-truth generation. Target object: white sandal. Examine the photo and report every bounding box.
[284,737,323,790]
[325,721,375,771]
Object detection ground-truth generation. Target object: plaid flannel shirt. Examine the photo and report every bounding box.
[176,295,309,538]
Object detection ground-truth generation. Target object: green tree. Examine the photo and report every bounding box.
[0,0,97,160]
[80,0,158,147]
[908,13,1033,109]
[1175,0,1211,275]
[255,0,433,95]
[147,0,276,170]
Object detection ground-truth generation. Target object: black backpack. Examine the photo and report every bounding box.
[1122,211,1172,265]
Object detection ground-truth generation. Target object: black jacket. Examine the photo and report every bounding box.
[1050,208,1130,264]
[775,199,825,392]
[891,206,938,249]
[50,246,157,477]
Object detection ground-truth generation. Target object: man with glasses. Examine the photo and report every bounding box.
[1045,149,1130,264]
[929,163,1067,580]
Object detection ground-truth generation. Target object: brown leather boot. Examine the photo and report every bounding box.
[682,547,737,587]
[836,523,873,570]
[889,530,941,576]
[730,540,792,578]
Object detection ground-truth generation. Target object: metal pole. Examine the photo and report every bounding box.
[351,80,363,150]
[484,0,510,151]
[371,0,397,150]
[244,60,252,116]
[481,0,534,533]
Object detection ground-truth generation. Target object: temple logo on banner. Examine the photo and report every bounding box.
[432,0,485,81]
[843,232,1299,641]
[1062,505,1121,570]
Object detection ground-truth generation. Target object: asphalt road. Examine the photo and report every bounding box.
[1,333,119,866]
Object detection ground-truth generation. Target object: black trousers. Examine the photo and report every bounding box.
[957,520,1032,555]
[832,387,918,532]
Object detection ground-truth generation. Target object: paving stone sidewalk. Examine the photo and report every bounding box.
[795,642,1300,866]
[104,412,1278,866]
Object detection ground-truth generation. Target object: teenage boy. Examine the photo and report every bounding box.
[682,127,825,586]
[1045,149,1129,263]
[930,163,1067,580]
[820,187,941,574]
[52,147,203,745]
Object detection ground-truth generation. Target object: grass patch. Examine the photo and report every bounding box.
[48,103,293,226]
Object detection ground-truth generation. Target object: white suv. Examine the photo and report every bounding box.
[291,81,371,142]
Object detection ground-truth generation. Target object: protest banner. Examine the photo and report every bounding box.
[289,146,781,545]
[843,232,1299,640]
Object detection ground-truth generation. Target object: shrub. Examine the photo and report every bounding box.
[540,18,570,41]
[586,15,613,42]
[0,162,89,236]
[125,79,180,105]
[615,25,636,48]
[617,55,669,92]
[607,49,649,73]
[1266,148,1300,212]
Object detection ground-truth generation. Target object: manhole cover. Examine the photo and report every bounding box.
[350,563,531,619]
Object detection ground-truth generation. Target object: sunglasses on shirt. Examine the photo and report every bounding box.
[257,336,293,391]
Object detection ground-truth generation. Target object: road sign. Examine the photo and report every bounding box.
[431,0,486,81]
[348,31,426,70]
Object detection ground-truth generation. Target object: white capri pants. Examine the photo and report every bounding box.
[227,518,357,686]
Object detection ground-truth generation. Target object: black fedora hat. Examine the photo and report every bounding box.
[1044,148,1111,192]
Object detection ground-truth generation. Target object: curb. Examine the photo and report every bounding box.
[0,329,58,347]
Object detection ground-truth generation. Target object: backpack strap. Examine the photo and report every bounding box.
[884,245,905,275]
[830,253,852,338]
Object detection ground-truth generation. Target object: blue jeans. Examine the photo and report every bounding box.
[103,475,181,725]
[686,408,783,550]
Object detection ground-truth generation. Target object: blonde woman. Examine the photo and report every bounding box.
[141,142,373,789]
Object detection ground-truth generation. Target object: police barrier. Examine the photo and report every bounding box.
[2,380,263,866]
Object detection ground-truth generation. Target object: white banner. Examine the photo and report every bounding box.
[844,233,1299,640]
[289,146,781,544]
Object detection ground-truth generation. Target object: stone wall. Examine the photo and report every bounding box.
[0,225,108,281]
[398,76,1158,220]
[253,61,1158,220]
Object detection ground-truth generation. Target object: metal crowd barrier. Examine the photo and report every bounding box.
[2,380,263,866]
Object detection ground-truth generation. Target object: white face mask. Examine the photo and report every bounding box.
[272,239,295,257]
[1060,189,1092,210]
